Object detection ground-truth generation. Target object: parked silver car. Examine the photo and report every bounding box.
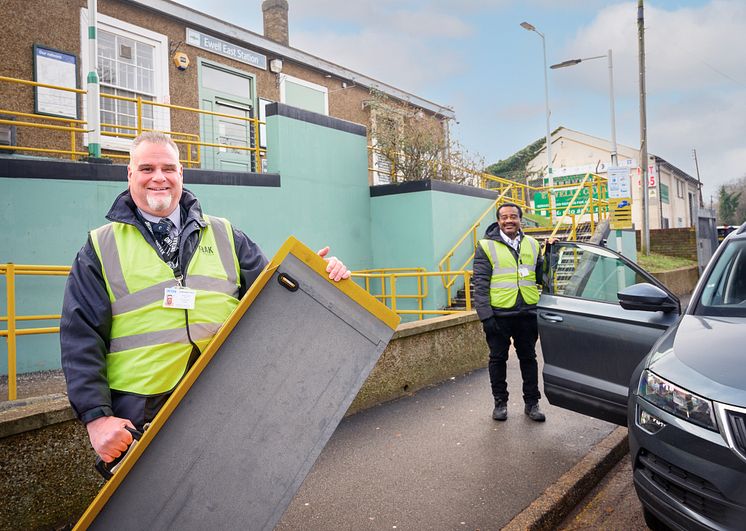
[538,222,746,530]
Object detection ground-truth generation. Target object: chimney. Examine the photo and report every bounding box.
[262,0,289,46]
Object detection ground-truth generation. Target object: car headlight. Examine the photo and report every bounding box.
[637,370,717,431]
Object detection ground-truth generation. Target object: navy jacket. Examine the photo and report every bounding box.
[60,189,268,428]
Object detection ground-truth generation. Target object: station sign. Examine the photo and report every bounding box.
[186,28,267,70]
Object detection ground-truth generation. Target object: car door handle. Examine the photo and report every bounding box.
[539,312,564,323]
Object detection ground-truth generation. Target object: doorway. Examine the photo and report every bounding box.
[198,60,257,171]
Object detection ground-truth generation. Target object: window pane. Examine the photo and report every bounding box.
[553,244,645,303]
[284,80,326,115]
[202,65,251,98]
[117,35,135,64]
[94,23,162,142]
[98,30,116,59]
[697,241,746,317]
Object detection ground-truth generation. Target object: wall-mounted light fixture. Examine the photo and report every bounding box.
[269,58,283,74]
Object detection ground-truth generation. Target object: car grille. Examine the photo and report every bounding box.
[725,409,746,456]
[637,450,742,527]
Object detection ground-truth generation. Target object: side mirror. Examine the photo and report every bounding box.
[618,283,680,313]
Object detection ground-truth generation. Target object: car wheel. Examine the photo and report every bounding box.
[643,507,670,531]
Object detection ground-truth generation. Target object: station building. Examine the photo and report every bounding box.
[1,0,455,183]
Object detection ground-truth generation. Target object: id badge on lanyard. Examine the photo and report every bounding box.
[163,274,196,309]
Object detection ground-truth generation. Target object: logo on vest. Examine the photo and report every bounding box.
[199,245,215,255]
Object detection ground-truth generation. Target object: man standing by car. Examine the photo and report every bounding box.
[61,131,350,464]
[474,202,547,422]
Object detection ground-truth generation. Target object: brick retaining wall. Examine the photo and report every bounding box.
[636,227,697,260]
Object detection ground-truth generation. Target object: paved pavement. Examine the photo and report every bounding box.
[2,351,624,530]
[277,351,618,530]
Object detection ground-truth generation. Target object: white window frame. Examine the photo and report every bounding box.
[368,106,405,185]
[278,74,328,115]
[80,8,170,152]
[676,178,685,198]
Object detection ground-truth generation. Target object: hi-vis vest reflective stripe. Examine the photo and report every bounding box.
[90,215,240,395]
[478,236,540,309]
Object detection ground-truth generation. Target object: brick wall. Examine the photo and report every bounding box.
[636,227,697,260]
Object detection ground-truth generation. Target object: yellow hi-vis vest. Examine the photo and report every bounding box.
[478,236,540,309]
[90,215,240,395]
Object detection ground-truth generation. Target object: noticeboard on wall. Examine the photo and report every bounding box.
[33,45,79,119]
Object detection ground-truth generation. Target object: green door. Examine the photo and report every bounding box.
[199,61,257,171]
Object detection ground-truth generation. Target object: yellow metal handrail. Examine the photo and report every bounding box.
[547,173,610,241]
[1,264,70,401]
[2,262,473,400]
[0,75,268,170]
[437,186,514,305]
[352,269,472,320]
[99,92,266,169]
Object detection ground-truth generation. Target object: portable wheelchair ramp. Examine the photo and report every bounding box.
[75,237,399,530]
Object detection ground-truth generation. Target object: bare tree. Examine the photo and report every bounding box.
[367,89,483,185]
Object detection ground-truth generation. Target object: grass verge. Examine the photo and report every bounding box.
[637,252,696,273]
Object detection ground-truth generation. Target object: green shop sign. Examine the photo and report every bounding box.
[660,182,670,204]
[534,174,607,216]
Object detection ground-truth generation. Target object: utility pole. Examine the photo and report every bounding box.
[638,0,650,255]
[607,49,618,167]
[693,148,704,207]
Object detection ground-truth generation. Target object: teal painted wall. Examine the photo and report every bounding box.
[264,114,372,267]
[0,110,372,374]
[1,108,495,373]
[370,189,495,320]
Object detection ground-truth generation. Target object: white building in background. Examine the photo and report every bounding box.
[528,127,701,230]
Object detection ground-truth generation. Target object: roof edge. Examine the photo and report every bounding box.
[124,0,456,119]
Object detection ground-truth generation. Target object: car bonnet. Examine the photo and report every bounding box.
[645,314,746,405]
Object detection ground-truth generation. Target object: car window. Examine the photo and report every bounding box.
[696,239,746,317]
[550,243,648,303]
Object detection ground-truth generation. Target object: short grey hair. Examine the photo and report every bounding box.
[129,131,180,160]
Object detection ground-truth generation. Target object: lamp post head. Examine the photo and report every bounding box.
[550,59,583,69]
[520,21,536,31]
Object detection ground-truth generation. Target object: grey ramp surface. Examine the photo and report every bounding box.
[90,254,394,530]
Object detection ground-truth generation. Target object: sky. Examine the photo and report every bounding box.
[177,0,746,203]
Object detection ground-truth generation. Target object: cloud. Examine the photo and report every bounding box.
[290,2,487,93]
[555,0,746,197]
[559,1,746,95]
[293,28,466,93]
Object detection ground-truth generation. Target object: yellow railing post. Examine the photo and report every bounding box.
[136,96,143,135]
[70,121,76,160]
[417,274,423,321]
[389,275,397,314]
[464,270,472,311]
[253,117,262,173]
[6,263,17,401]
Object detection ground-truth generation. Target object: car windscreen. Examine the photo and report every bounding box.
[694,239,746,317]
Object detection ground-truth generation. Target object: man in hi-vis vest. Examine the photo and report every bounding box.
[61,131,350,464]
[473,202,551,422]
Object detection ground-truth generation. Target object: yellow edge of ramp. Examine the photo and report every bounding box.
[74,236,399,530]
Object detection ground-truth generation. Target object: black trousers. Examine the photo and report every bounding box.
[482,313,541,405]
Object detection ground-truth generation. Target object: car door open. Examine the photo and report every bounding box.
[538,242,681,425]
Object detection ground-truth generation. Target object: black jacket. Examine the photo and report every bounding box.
[473,221,544,320]
[60,189,268,427]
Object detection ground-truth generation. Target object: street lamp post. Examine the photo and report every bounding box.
[550,49,618,167]
[520,22,553,188]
